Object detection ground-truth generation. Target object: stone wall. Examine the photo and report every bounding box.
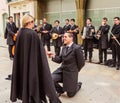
[86,0,120,30]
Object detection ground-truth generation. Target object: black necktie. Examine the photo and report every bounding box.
[66,46,69,54]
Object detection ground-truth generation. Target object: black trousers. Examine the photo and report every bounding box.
[112,43,120,67]
[112,43,117,65]
[41,36,51,51]
[99,48,107,62]
[84,48,93,60]
[52,70,80,97]
[8,45,14,58]
[116,49,120,67]
[83,39,93,60]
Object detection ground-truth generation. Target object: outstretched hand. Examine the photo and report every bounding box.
[46,51,55,58]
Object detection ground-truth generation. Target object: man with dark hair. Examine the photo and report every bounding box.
[51,20,64,56]
[63,19,71,33]
[110,17,120,70]
[96,17,110,64]
[47,32,85,97]
[40,18,52,51]
[82,18,95,62]
[68,18,79,44]
[4,16,18,60]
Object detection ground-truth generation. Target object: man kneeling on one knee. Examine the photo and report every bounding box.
[47,32,85,97]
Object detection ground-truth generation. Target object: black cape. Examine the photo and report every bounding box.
[10,28,61,103]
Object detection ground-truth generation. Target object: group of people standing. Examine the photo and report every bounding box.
[82,17,120,70]
[40,18,79,56]
[40,16,120,70]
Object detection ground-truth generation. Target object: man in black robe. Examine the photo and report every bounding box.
[97,17,110,64]
[68,18,79,44]
[63,19,71,33]
[110,17,120,70]
[10,14,61,103]
[82,18,95,62]
[4,16,18,60]
[40,18,52,51]
[4,16,18,80]
[51,20,64,56]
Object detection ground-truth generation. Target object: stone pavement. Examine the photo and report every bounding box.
[0,37,120,103]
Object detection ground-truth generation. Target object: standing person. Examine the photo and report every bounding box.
[51,20,64,56]
[68,18,79,44]
[32,21,38,32]
[63,19,71,33]
[82,18,95,62]
[10,14,61,103]
[4,16,18,60]
[40,18,52,51]
[96,17,110,64]
[110,17,120,70]
[47,32,85,97]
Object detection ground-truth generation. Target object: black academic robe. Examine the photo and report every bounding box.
[5,22,18,45]
[97,25,110,49]
[63,24,71,33]
[40,23,52,40]
[10,28,61,103]
[110,24,120,46]
[51,26,64,47]
[83,25,95,49]
[70,25,79,44]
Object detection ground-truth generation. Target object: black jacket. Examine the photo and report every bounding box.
[70,25,79,35]
[63,24,71,33]
[5,22,18,45]
[52,43,85,92]
[110,24,120,46]
[51,26,64,47]
[70,25,79,43]
[10,28,61,103]
[40,23,52,39]
[83,25,95,49]
[97,24,110,49]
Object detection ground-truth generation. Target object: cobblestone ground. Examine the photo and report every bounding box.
[0,37,120,103]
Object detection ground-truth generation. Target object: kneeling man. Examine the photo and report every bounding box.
[48,32,85,97]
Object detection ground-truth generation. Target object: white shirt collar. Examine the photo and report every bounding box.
[67,42,73,47]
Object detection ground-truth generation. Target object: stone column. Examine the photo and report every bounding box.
[34,0,45,25]
[75,0,87,44]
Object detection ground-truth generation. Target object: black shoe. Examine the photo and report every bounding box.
[116,66,120,70]
[77,82,82,91]
[57,91,64,97]
[10,57,13,60]
[96,61,103,64]
[89,59,92,62]
[110,64,116,67]
[5,74,12,80]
